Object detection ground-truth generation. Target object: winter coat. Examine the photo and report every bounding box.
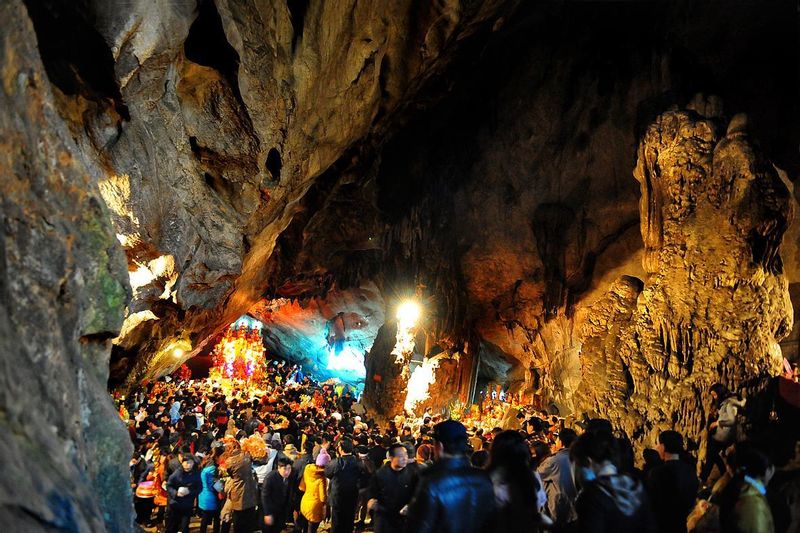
[261,470,292,525]
[324,454,363,505]
[576,473,657,533]
[731,481,774,533]
[224,451,258,511]
[405,456,497,533]
[646,458,699,533]
[300,465,328,523]
[538,448,578,525]
[166,467,201,510]
[198,464,219,511]
[712,397,746,444]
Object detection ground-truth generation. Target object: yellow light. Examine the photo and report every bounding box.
[173,348,184,358]
[396,300,421,327]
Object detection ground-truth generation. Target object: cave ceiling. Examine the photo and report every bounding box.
[15,0,798,389]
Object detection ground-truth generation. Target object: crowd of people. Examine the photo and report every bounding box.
[120,359,800,533]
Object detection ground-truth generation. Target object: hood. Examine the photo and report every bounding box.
[596,475,644,516]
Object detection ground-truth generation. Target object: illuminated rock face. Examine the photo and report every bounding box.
[574,108,794,446]
[0,2,132,530]
[248,283,385,385]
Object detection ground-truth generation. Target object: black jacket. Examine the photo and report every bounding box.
[405,456,496,533]
[370,463,417,517]
[646,459,699,533]
[166,467,202,510]
[261,470,292,523]
[291,453,314,508]
[325,454,363,504]
[576,474,657,533]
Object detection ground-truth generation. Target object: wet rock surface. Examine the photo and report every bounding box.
[0,2,132,530]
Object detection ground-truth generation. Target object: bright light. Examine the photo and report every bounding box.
[326,345,366,378]
[173,348,184,358]
[404,357,440,414]
[396,300,421,328]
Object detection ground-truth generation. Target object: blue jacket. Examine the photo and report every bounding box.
[198,465,219,511]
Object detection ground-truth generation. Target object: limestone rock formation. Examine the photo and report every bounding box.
[575,108,794,446]
[53,0,518,383]
[0,1,132,530]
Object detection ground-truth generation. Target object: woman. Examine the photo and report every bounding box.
[151,452,169,528]
[702,384,746,484]
[199,447,224,533]
[719,445,775,533]
[300,449,329,533]
[570,430,656,532]
[488,430,542,531]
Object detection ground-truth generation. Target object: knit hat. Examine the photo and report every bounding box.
[315,449,331,467]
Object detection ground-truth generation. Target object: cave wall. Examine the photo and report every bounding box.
[361,2,798,424]
[576,109,793,447]
[32,0,518,383]
[0,1,132,530]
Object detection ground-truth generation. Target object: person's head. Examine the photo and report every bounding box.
[657,430,684,460]
[276,456,293,479]
[488,430,533,472]
[200,446,223,469]
[416,443,433,463]
[388,443,409,470]
[402,441,416,460]
[530,440,551,467]
[181,455,196,472]
[570,430,620,479]
[338,438,354,455]
[733,444,774,484]
[710,383,730,403]
[642,448,662,468]
[470,449,490,469]
[432,420,469,458]
[303,438,316,455]
[558,428,577,449]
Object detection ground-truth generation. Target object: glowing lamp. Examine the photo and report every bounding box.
[396,300,421,327]
[173,348,184,358]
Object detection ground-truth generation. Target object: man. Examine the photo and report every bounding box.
[225,442,259,533]
[646,430,699,533]
[405,420,496,533]
[262,457,293,533]
[537,428,578,529]
[325,438,364,533]
[165,455,201,533]
[368,443,417,533]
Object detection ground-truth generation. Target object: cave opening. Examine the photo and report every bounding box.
[2,1,800,531]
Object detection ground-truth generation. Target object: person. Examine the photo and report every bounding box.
[488,430,542,530]
[199,447,223,533]
[368,443,417,533]
[165,454,202,533]
[719,444,775,533]
[405,420,497,533]
[469,428,484,452]
[325,438,364,533]
[702,384,746,484]
[223,440,259,533]
[646,430,699,533]
[570,429,656,533]
[537,427,578,529]
[301,448,330,533]
[262,456,294,533]
[292,438,317,533]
